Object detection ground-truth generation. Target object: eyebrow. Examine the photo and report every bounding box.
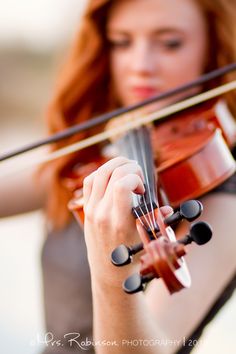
[107,27,184,36]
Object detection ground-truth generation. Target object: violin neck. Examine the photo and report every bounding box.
[116,126,158,209]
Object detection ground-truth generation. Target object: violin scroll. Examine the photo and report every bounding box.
[111,200,212,294]
[111,199,203,267]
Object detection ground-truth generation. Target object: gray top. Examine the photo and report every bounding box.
[41,221,94,354]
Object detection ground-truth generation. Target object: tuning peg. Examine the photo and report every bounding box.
[164,200,203,225]
[123,273,155,294]
[111,242,144,266]
[178,221,212,246]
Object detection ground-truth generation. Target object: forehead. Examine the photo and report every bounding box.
[107,0,206,33]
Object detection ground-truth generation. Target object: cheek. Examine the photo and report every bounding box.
[110,54,128,100]
[166,36,208,84]
[183,42,207,74]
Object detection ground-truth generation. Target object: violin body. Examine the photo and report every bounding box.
[67,99,236,212]
[153,100,236,206]
[157,128,235,207]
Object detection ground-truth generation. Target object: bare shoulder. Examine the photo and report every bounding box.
[144,192,236,343]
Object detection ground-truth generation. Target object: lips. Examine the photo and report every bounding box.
[130,86,160,99]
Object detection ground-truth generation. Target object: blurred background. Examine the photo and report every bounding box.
[0,1,235,353]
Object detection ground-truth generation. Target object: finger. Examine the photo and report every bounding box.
[103,160,144,201]
[112,173,145,217]
[83,170,97,207]
[88,156,132,205]
[153,205,173,223]
[160,205,173,218]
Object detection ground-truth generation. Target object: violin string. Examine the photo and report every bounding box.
[136,128,156,230]
[132,208,146,228]
[124,131,153,232]
[137,128,158,235]
[1,80,236,174]
[129,129,157,237]
[127,132,153,232]
[132,208,156,240]
[115,131,151,232]
[133,208,151,234]
[134,209,153,239]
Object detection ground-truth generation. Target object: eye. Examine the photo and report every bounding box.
[107,37,131,49]
[161,38,183,50]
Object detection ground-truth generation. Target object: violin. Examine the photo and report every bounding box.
[63,72,236,295]
[68,124,214,294]
[67,97,235,294]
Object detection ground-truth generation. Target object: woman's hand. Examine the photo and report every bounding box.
[83,157,145,284]
[83,156,173,287]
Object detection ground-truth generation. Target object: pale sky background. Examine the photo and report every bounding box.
[0,0,87,49]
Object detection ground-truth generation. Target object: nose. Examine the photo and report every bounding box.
[131,40,156,75]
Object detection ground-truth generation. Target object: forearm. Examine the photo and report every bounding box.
[91,276,170,354]
[0,167,47,217]
[82,158,176,354]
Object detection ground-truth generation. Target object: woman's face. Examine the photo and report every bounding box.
[107,0,208,108]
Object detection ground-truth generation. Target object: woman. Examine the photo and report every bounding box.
[75,1,236,353]
[1,0,235,353]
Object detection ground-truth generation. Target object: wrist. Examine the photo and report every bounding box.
[89,256,140,290]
